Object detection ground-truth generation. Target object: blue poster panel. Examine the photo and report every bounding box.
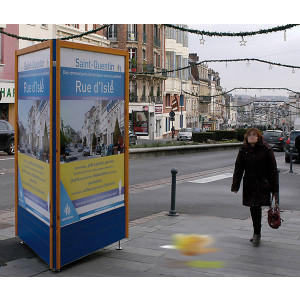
[17,48,51,225]
[59,47,126,227]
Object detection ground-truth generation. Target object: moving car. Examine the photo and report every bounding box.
[0,120,15,155]
[177,128,193,141]
[285,130,300,163]
[82,146,90,156]
[263,130,287,152]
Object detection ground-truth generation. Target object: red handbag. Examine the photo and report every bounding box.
[268,194,283,229]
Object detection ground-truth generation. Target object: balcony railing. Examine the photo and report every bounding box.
[127,31,138,42]
[154,36,161,48]
[129,63,167,78]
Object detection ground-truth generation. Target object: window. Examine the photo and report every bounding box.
[166,94,171,107]
[153,53,157,67]
[127,24,137,41]
[166,51,175,77]
[128,48,137,60]
[176,55,181,78]
[143,49,146,61]
[69,24,79,29]
[154,25,159,37]
[107,24,117,39]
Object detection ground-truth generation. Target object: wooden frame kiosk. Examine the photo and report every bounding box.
[15,40,129,270]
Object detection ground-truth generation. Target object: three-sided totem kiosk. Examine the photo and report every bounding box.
[15,40,129,270]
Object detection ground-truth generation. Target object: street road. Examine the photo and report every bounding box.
[1,148,299,221]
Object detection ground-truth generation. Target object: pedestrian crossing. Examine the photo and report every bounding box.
[188,173,233,184]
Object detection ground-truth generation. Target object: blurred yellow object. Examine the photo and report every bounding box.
[173,234,220,256]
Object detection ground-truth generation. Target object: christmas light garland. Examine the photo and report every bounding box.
[0,24,111,42]
[182,87,300,110]
[164,24,299,37]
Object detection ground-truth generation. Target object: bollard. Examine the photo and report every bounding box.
[289,146,293,173]
[168,168,179,216]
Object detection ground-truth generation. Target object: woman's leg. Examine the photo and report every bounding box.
[250,206,262,235]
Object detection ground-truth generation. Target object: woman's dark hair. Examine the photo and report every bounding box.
[243,128,263,146]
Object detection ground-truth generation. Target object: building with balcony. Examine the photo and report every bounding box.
[163,24,189,138]
[104,24,166,140]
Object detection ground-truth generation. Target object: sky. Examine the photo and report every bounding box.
[188,24,300,98]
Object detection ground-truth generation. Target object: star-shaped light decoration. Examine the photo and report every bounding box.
[199,35,205,45]
[246,60,250,66]
[269,64,272,70]
[292,68,295,73]
[239,36,247,46]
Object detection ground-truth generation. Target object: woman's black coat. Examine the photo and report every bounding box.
[231,142,279,207]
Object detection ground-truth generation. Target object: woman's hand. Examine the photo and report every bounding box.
[272,192,279,205]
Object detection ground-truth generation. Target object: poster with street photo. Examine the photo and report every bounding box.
[60,98,125,164]
[18,100,50,162]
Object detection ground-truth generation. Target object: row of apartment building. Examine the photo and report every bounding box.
[0,23,240,139]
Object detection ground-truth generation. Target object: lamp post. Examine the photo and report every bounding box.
[180,80,188,129]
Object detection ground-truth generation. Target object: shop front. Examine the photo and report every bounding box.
[0,80,15,127]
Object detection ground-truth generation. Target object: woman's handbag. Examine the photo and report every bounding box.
[268,194,283,229]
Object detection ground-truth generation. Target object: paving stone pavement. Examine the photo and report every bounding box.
[1,208,300,277]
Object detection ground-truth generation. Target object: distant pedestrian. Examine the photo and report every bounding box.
[231,128,279,246]
[171,126,175,139]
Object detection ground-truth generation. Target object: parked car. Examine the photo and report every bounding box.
[285,130,300,163]
[263,130,287,152]
[77,144,83,152]
[177,128,193,141]
[82,146,90,156]
[193,127,202,133]
[0,120,15,155]
[129,130,137,145]
[95,144,102,155]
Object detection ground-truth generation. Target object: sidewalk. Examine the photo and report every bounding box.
[1,208,300,277]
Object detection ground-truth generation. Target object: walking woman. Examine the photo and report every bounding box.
[231,128,279,246]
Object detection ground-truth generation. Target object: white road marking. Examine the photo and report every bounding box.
[188,173,233,184]
[0,158,15,161]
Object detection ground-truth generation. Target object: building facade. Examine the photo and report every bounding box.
[163,25,189,137]
[0,24,19,128]
[104,24,166,140]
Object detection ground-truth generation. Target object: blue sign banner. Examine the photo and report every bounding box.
[18,68,50,100]
[60,67,125,100]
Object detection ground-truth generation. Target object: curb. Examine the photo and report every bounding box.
[129,142,243,159]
